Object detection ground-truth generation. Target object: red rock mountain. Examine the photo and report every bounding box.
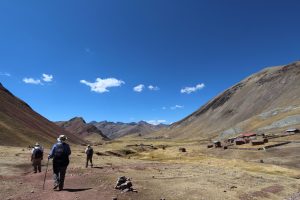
[56,117,109,142]
[0,83,85,147]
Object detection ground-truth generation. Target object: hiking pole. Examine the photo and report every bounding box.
[43,159,49,190]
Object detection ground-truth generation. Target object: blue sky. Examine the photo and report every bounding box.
[0,0,300,124]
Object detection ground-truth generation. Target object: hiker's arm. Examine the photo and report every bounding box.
[68,145,71,156]
[48,145,56,159]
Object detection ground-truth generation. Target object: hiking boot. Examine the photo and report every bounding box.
[53,184,59,190]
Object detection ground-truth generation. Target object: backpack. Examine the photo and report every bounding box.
[33,148,43,159]
[86,148,93,156]
[54,143,65,159]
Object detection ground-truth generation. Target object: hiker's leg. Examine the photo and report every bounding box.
[38,160,41,172]
[53,163,60,188]
[86,157,88,168]
[58,166,67,190]
[33,160,37,173]
[90,157,93,167]
[33,163,37,173]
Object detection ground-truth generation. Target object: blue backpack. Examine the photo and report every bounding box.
[33,148,43,159]
[54,143,65,159]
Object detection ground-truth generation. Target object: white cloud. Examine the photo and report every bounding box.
[80,77,125,93]
[148,85,159,91]
[133,84,145,92]
[181,83,205,94]
[162,106,167,110]
[23,78,42,85]
[171,105,184,110]
[42,74,53,82]
[0,72,11,77]
[147,119,167,125]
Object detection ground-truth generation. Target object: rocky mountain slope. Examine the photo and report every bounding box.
[56,117,109,142]
[0,83,85,147]
[158,61,300,139]
[90,120,168,139]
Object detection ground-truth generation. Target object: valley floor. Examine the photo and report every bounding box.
[1,137,300,200]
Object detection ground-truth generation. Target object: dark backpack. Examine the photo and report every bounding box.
[33,148,43,159]
[54,143,65,159]
[86,148,93,156]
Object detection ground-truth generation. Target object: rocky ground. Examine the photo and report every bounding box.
[1,138,300,200]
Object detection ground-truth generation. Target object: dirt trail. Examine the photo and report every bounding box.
[1,144,300,200]
[2,166,137,200]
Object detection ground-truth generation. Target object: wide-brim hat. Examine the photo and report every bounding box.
[58,135,68,141]
[35,142,40,146]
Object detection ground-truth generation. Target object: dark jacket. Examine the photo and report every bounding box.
[49,142,71,166]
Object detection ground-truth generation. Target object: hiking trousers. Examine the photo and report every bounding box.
[32,158,42,173]
[53,163,68,190]
[86,156,93,168]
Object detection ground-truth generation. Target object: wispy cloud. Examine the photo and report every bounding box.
[162,106,167,110]
[133,84,145,92]
[181,83,205,94]
[23,78,42,85]
[0,72,11,77]
[147,119,167,125]
[80,77,125,93]
[85,48,93,54]
[148,85,159,91]
[42,74,53,82]
[170,105,184,110]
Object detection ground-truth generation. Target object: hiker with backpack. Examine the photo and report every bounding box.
[85,144,94,168]
[31,142,44,173]
[48,135,71,191]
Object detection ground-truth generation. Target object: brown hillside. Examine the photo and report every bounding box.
[0,83,85,147]
[56,117,109,142]
[158,61,300,139]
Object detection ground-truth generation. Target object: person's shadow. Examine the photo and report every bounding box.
[62,188,92,192]
[92,166,103,169]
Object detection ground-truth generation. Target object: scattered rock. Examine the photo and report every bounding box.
[230,186,237,189]
[260,159,264,163]
[115,176,136,193]
[179,147,186,152]
[285,192,300,200]
[112,197,117,200]
[31,190,34,193]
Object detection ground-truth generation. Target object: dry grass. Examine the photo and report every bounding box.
[1,138,300,200]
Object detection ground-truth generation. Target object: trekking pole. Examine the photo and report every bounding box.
[43,159,49,190]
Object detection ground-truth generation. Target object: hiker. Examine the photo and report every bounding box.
[31,143,44,173]
[48,135,71,191]
[85,144,94,168]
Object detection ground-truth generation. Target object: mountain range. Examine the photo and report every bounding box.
[1,61,299,146]
[56,118,168,139]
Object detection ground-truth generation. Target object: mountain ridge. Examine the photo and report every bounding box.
[157,61,300,139]
[0,83,85,147]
